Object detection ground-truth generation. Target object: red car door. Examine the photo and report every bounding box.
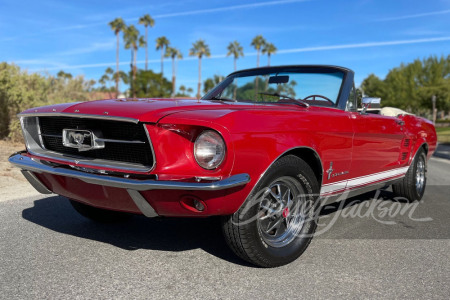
[348,112,406,187]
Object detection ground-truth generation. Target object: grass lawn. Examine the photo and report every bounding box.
[436,127,450,143]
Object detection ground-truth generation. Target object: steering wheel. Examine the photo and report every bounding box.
[303,95,334,105]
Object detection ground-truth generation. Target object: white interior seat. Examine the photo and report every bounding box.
[380,107,413,117]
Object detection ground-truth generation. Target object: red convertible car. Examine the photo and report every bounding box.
[10,65,436,267]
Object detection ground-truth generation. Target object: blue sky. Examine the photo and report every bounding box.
[2,0,450,93]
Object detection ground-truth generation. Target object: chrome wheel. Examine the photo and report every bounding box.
[415,157,426,194]
[257,176,306,248]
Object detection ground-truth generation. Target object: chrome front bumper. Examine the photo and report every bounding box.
[9,153,251,217]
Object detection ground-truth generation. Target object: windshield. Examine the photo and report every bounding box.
[203,68,345,107]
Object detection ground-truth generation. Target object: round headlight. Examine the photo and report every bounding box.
[194,130,226,170]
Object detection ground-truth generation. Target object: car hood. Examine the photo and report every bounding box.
[21,98,301,123]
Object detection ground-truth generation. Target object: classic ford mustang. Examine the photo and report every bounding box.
[10,65,437,267]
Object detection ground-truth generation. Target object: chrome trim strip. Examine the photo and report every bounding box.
[95,138,146,144]
[21,170,53,194]
[18,112,140,124]
[39,134,146,145]
[27,149,152,173]
[409,142,428,166]
[9,153,250,191]
[143,125,157,172]
[321,177,403,202]
[320,166,409,195]
[40,133,63,138]
[36,117,45,148]
[127,190,158,217]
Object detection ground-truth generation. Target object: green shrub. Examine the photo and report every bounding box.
[0,63,90,141]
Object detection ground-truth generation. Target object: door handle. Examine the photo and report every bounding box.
[396,120,405,126]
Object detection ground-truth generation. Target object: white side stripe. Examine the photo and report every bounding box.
[320,166,410,196]
[346,167,409,188]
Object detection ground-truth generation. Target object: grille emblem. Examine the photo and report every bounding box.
[72,132,87,145]
[62,129,104,152]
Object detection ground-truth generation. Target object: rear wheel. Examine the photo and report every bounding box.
[69,199,131,223]
[222,155,320,267]
[392,148,427,201]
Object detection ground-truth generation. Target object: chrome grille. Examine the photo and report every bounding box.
[22,115,154,170]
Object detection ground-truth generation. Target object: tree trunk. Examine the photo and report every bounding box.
[145,26,148,71]
[115,33,120,94]
[133,48,137,98]
[268,54,271,66]
[255,50,259,100]
[234,57,237,71]
[257,50,260,67]
[130,50,134,97]
[161,49,164,75]
[172,57,176,97]
[197,57,202,100]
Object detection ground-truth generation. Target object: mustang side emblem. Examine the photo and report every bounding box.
[326,162,334,180]
[62,129,105,152]
[326,162,349,180]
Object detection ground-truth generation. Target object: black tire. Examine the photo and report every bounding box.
[392,148,427,202]
[69,199,132,223]
[222,155,320,267]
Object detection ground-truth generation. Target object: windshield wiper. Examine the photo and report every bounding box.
[209,95,237,102]
[258,92,295,100]
[258,92,309,108]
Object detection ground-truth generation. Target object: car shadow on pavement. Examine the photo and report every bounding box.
[22,196,255,267]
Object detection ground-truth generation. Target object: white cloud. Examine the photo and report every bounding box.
[23,36,450,72]
[276,37,450,54]
[376,9,450,22]
[5,0,310,39]
[57,40,115,56]
[150,0,310,19]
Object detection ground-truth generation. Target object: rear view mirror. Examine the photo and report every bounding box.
[362,97,381,106]
[361,97,381,114]
[268,75,289,84]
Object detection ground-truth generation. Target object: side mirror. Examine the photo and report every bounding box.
[361,97,381,114]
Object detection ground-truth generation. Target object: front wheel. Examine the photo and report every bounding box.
[392,148,427,201]
[222,155,320,267]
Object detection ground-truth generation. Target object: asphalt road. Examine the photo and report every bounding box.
[1,158,449,299]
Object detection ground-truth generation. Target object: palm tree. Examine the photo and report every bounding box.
[108,18,126,94]
[156,36,170,75]
[57,70,73,80]
[251,35,266,98]
[124,25,145,97]
[112,71,129,95]
[99,67,115,97]
[262,42,277,66]
[178,85,186,96]
[137,36,146,67]
[138,14,155,71]
[189,39,211,99]
[165,47,183,97]
[226,41,244,71]
[105,67,114,77]
[251,35,266,67]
